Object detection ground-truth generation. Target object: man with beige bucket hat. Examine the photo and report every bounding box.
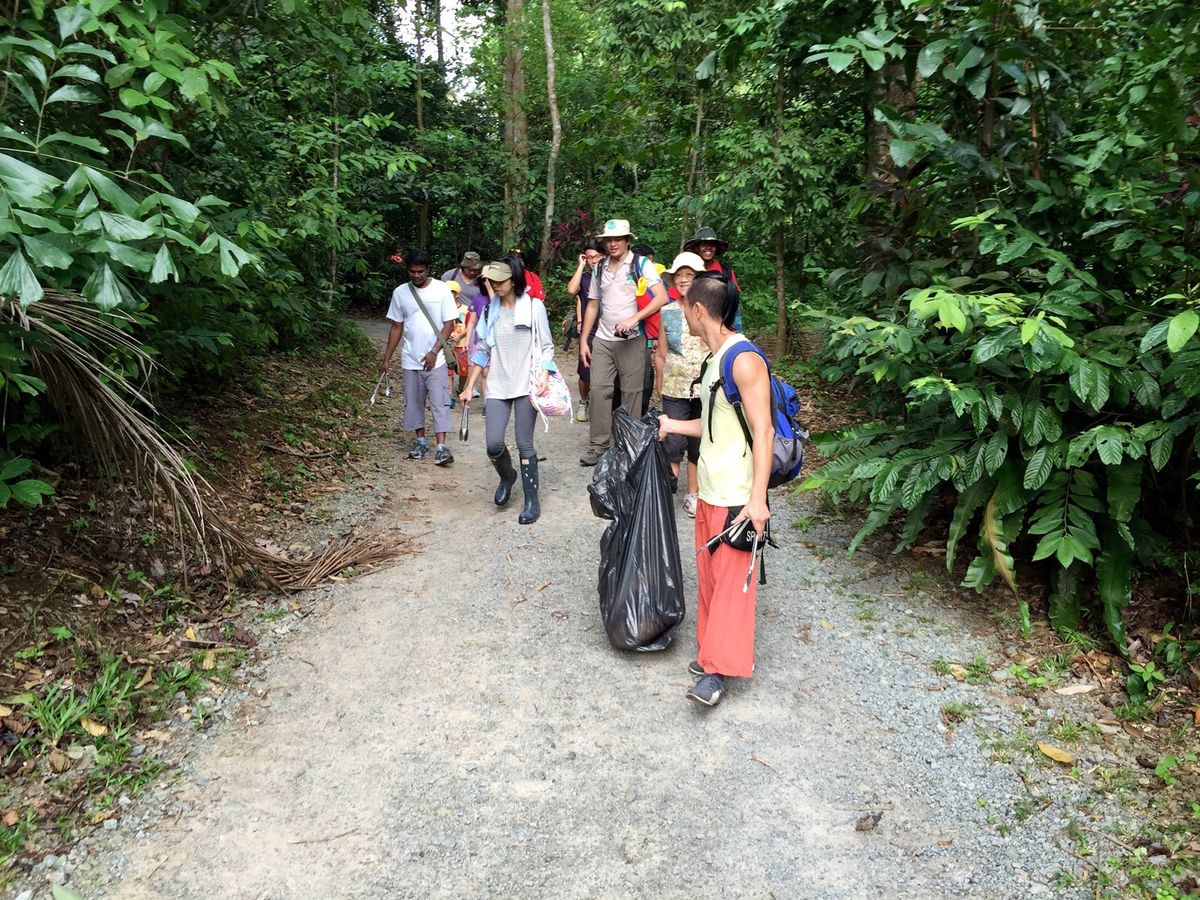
[578,219,669,466]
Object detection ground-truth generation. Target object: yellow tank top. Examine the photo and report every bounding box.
[698,334,754,507]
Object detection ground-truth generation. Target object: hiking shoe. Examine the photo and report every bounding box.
[408,437,430,459]
[687,659,705,678]
[434,444,454,466]
[449,396,457,409]
[684,493,698,517]
[579,446,604,467]
[575,400,589,423]
[687,673,725,707]
[472,387,481,398]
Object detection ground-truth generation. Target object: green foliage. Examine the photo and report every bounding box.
[799,0,1200,647]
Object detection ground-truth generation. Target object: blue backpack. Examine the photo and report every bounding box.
[702,340,808,488]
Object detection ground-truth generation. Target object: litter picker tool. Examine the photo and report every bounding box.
[458,402,470,442]
[368,373,392,406]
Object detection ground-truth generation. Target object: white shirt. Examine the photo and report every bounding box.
[386,279,458,370]
[586,251,661,342]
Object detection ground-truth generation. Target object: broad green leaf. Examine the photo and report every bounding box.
[862,49,885,71]
[0,124,35,147]
[20,234,72,269]
[144,71,167,93]
[889,139,916,168]
[0,457,32,479]
[179,68,209,100]
[150,243,179,283]
[98,211,155,241]
[1022,446,1055,490]
[0,250,43,305]
[946,477,991,571]
[39,131,107,154]
[4,71,39,113]
[1094,427,1124,465]
[60,42,117,64]
[45,84,97,105]
[55,3,93,39]
[0,151,61,195]
[19,53,48,88]
[10,478,53,506]
[1106,461,1141,528]
[82,262,128,310]
[1166,310,1198,353]
[119,88,151,108]
[1140,319,1170,353]
[1048,562,1083,635]
[695,50,717,81]
[83,167,138,214]
[53,63,101,83]
[826,52,856,73]
[1097,525,1133,650]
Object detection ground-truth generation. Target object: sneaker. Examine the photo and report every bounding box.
[472,387,481,398]
[408,437,430,459]
[434,444,454,466]
[687,660,705,678]
[684,493,698,518]
[687,673,725,707]
[575,400,589,423]
[449,396,457,409]
[579,446,604,467]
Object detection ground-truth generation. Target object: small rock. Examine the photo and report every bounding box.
[103,818,119,831]
[47,871,66,885]
[991,668,1013,683]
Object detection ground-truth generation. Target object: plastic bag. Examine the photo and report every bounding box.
[588,407,686,652]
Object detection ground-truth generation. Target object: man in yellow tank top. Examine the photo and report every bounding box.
[658,277,774,707]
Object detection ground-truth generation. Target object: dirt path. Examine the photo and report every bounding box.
[46,321,1096,899]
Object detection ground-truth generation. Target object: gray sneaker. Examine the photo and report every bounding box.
[434,444,454,466]
[579,445,605,467]
[687,673,725,707]
[687,660,705,678]
[408,437,430,459]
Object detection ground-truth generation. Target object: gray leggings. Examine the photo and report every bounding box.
[485,397,537,460]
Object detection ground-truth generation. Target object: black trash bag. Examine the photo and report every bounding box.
[587,407,686,652]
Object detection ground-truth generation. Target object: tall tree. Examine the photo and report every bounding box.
[502,0,529,249]
[538,0,562,272]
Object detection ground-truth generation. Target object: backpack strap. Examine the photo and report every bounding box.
[712,340,768,448]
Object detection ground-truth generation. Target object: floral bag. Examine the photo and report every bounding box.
[528,309,572,429]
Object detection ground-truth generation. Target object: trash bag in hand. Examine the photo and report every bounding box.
[588,407,685,652]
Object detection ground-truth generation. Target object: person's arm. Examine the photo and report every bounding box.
[658,415,703,439]
[730,352,774,536]
[381,321,403,373]
[421,296,458,371]
[567,255,586,296]
[579,275,599,366]
[459,363,483,404]
[463,309,478,350]
[535,303,557,371]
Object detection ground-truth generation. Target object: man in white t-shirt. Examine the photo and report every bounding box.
[380,249,459,465]
[578,218,668,466]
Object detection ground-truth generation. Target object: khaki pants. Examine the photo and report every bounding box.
[588,336,647,450]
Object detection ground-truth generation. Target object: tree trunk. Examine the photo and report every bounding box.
[501,0,529,250]
[414,0,429,248]
[863,56,918,273]
[773,81,787,352]
[680,88,704,250]
[329,74,340,300]
[432,0,444,68]
[537,0,561,274]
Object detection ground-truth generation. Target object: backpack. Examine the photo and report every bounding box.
[700,340,808,488]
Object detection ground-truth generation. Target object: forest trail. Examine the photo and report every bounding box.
[57,321,1087,899]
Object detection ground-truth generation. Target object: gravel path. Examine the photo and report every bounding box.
[17,321,1094,898]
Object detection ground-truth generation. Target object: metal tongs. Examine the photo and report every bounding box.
[696,518,751,558]
[459,402,470,442]
[369,373,393,405]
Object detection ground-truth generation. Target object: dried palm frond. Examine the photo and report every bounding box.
[2,291,401,589]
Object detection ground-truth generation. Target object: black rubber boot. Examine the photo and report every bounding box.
[490,448,517,507]
[518,457,540,525]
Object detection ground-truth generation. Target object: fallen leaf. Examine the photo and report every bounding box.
[801,624,811,644]
[937,838,954,847]
[80,717,107,737]
[819,620,833,630]
[0,704,11,717]
[1193,706,1200,727]
[1037,742,1075,765]
[48,749,71,772]
[1054,683,1096,696]
[947,664,969,682]
[855,811,883,832]
[202,651,216,670]
[2,810,18,826]
[184,625,197,641]
[136,666,154,689]
[88,809,114,825]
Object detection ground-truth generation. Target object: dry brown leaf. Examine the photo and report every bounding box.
[0,704,12,717]
[1037,742,1075,765]
[947,664,969,682]
[1054,684,1096,696]
[80,717,107,737]
[2,810,19,827]
[201,651,216,671]
[89,809,114,825]
[135,666,154,689]
[819,620,833,630]
[48,749,71,772]
[184,625,197,641]
[1193,706,1200,727]
[937,838,954,847]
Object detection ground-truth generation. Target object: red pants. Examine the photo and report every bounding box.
[694,499,758,678]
